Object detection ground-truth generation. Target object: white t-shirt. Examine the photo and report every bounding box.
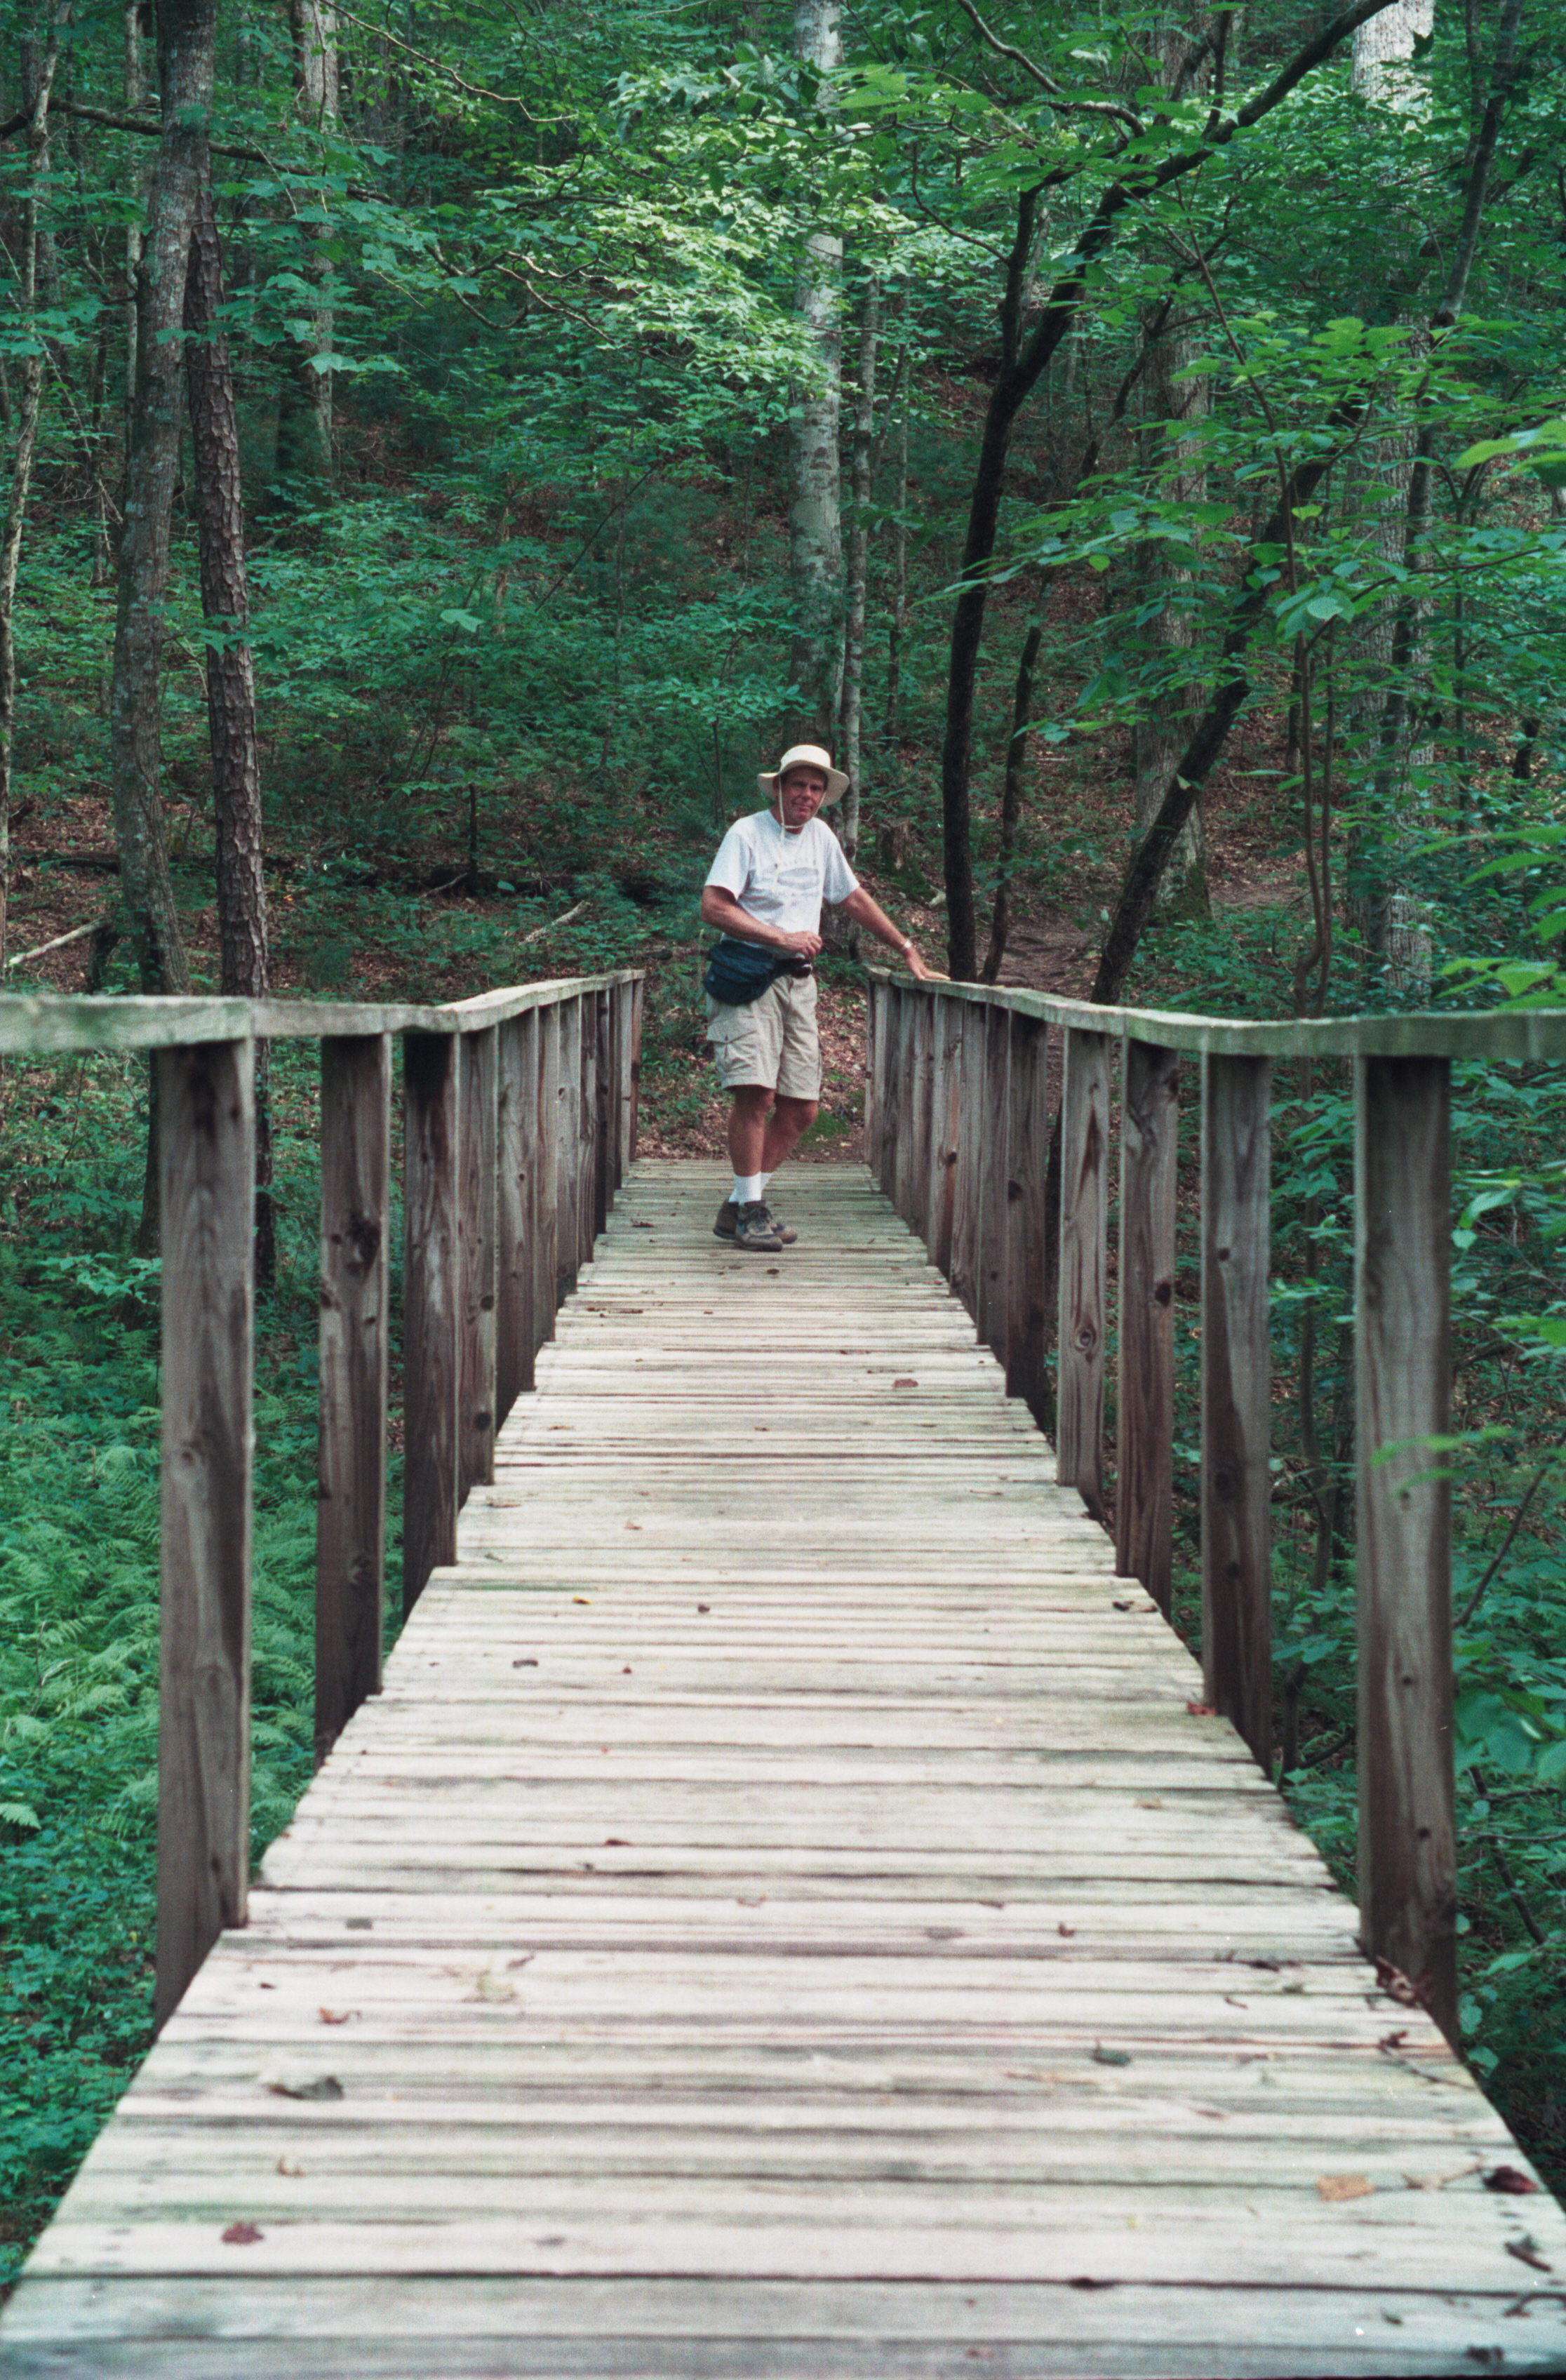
[704,810,858,936]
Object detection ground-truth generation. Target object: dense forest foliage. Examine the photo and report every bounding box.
[3,0,1566,2289]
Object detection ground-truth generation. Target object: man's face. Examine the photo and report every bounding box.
[775,766,830,833]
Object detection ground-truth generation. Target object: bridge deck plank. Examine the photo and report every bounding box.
[4,1161,1565,2377]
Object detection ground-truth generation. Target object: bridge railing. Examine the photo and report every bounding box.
[0,972,644,2024]
[866,972,1566,2046]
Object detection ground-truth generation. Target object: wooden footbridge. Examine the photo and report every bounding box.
[4,972,1566,2376]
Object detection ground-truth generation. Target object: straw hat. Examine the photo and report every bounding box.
[758,742,848,804]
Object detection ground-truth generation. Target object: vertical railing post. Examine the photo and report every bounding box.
[627,977,644,1163]
[155,1035,255,2029]
[1201,1052,1272,1769]
[874,983,900,1196]
[1356,1054,1457,2043]
[535,1001,562,1346]
[1117,1036,1179,1610]
[496,1008,538,1419]
[556,996,582,1302]
[907,991,934,1245]
[893,986,921,1222]
[577,991,598,1262]
[864,978,881,1176]
[977,1002,1012,1363]
[403,1029,460,1615]
[591,987,611,1238]
[315,1031,389,1770]
[458,1025,498,1499]
[927,994,961,1280]
[1005,1012,1048,1417]
[949,1006,982,1321]
[613,982,635,1186]
[1057,1026,1110,1519]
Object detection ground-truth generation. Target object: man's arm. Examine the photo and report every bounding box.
[700,885,822,958]
[838,885,935,981]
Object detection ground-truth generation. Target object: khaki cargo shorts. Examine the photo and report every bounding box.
[706,970,822,1099]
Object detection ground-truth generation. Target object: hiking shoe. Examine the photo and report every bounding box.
[733,1199,785,1252]
[715,1198,796,1245]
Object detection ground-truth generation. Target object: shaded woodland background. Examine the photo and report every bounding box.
[4,0,1566,2289]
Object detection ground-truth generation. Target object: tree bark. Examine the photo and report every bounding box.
[836,276,878,862]
[109,0,213,1001]
[276,0,337,489]
[981,621,1041,983]
[0,4,66,977]
[786,0,843,744]
[186,172,275,1283]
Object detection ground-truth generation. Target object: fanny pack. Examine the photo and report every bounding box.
[703,938,807,1007]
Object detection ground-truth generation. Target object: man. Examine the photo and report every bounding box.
[700,742,934,1252]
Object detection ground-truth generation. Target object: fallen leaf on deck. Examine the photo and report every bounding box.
[222,2223,264,2245]
[1507,2235,1552,2271]
[276,2160,304,2178]
[893,1377,918,1389]
[573,1596,591,1605]
[1186,1702,1216,1717]
[1092,2045,1132,2066]
[267,2077,343,2101]
[1487,2167,1541,2195]
[1057,1923,1076,1937]
[468,1972,516,2004]
[1316,2174,1373,2202]
[511,1657,539,1669]
[317,2008,354,2025]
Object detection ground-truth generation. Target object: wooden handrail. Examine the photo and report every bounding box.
[0,972,644,2028]
[862,971,1541,2050]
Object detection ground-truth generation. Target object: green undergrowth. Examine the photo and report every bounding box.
[0,1046,403,2293]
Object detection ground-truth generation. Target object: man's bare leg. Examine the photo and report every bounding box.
[726,1084,774,1179]
[761,1094,818,1176]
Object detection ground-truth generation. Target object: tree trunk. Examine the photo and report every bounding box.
[1132,301,1209,921]
[276,0,337,490]
[980,620,1042,983]
[885,351,909,743]
[835,276,878,862]
[186,172,275,1284]
[0,4,65,978]
[109,0,213,1003]
[786,0,843,744]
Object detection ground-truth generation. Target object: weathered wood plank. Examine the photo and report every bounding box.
[1056,1027,1109,1518]
[1355,1055,1456,2043]
[1116,1038,1179,1614]
[154,1038,255,2031]
[1200,1054,1271,1772]
[315,1034,390,1768]
[402,1031,460,1614]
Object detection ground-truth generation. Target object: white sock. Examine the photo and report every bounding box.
[732,1174,764,1205]
[758,1172,772,1193]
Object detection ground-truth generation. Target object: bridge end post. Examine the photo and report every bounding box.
[155,1035,255,2031]
[403,1030,460,1615]
[1117,1038,1179,1612]
[1200,1052,1272,1770]
[1057,1027,1110,1519]
[1356,1053,1457,2043]
[316,1031,390,1769]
